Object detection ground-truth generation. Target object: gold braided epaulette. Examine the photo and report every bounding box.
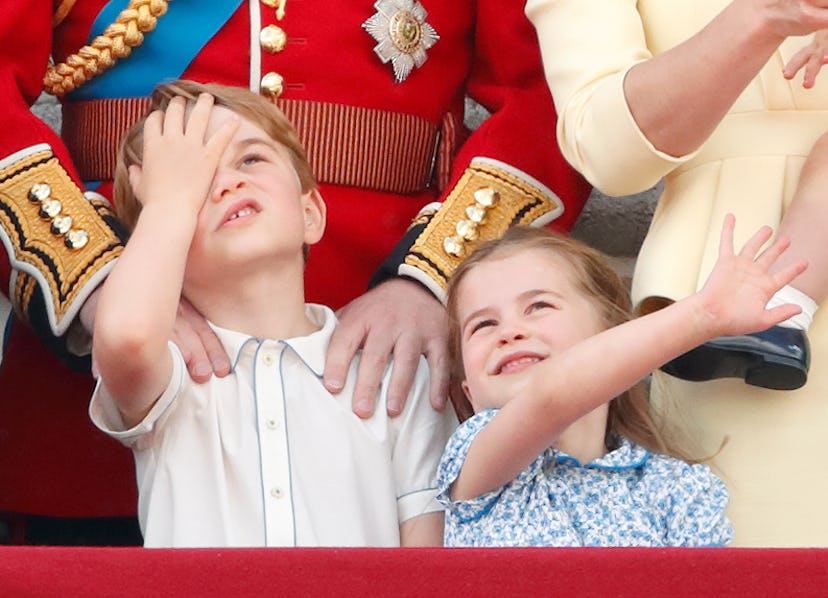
[44,0,170,97]
[403,158,564,297]
[0,146,123,334]
[53,1,79,27]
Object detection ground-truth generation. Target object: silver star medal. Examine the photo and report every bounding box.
[363,0,439,83]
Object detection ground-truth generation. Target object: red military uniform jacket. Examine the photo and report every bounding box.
[0,0,589,523]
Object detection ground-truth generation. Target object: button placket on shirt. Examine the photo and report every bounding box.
[254,342,294,545]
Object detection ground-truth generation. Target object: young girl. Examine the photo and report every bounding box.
[436,217,805,546]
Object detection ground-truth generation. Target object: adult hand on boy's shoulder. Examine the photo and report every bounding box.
[171,297,231,383]
[82,287,230,383]
[324,278,449,419]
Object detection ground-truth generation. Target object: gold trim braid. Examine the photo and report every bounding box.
[44,0,170,97]
[53,0,79,27]
[0,148,123,332]
[404,158,563,292]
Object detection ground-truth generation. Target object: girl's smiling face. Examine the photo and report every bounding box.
[456,248,605,412]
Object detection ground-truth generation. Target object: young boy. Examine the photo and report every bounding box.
[90,80,455,548]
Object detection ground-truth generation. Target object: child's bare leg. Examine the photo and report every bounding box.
[659,133,828,389]
[763,131,828,329]
[773,131,828,301]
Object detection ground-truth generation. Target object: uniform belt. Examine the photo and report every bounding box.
[62,97,442,194]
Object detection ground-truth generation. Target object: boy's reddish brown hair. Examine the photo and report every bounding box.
[113,79,316,230]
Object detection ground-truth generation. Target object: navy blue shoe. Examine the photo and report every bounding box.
[660,325,810,390]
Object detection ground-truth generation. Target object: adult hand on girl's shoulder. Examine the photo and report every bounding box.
[324,278,449,419]
[695,214,807,337]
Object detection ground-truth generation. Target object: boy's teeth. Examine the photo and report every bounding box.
[230,207,255,220]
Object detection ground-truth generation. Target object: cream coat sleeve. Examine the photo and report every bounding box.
[525,0,698,195]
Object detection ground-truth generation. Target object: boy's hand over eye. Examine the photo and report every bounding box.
[128,94,239,218]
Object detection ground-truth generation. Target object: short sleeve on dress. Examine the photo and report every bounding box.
[436,409,510,522]
[659,459,734,546]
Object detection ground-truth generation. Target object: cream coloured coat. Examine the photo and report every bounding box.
[529,0,828,546]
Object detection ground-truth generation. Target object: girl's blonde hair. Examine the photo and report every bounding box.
[113,79,316,230]
[445,226,695,461]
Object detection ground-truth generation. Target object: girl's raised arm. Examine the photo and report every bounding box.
[451,215,806,500]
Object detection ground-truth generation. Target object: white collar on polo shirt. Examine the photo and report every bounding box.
[206,303,336,378]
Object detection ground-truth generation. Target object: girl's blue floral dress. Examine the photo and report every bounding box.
[437,409,733,547]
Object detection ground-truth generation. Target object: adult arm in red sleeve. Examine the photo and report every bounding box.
[0,1,127,370]
[0,2,227,380]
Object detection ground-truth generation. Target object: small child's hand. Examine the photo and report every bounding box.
[128,93,239,218]
[783,30,828,88]
[696,214,807,337]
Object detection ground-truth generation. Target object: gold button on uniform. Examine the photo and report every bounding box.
[443,236,464,258]
[51,215,73,235]
[260,25,287,53]
[261,0,287,19]
[65,229,89,249]
[28,183,51,202]
[262,352,275,366]
[260,72,284,98]
[474,187,500,207]
[40,199,62,218]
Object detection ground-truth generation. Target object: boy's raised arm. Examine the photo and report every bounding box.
[93,203,195,427]
[93,94,238,427]
[452,215,808,500]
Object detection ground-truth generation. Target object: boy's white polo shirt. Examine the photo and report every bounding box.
[90,304,456,547]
